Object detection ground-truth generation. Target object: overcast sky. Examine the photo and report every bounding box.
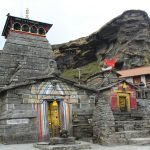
[0,0,150,49]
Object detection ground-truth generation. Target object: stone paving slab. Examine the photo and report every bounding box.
[34,141,91,150]
[1,143,150,150]
[89,145,150,150]
[0,143,39,150]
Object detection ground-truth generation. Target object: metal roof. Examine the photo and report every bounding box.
[117,66,150,78]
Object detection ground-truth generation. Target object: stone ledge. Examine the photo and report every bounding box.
[49,137,75,145]
[34,141,91,150]
[129,137,150,145]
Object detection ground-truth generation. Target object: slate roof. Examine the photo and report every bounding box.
[97,80,138,92]
[117,66,150,78]
[0,74,97,93]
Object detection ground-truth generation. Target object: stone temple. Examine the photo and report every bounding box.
[0,14,150,145]
[0,14,95,144]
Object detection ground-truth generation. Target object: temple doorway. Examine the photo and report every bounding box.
[118,93,130,112]
[119,96,127,112]
[48,100,60,137]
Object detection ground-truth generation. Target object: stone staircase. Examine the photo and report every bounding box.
[113,111,143,121]
[115,130,150,145]
[114,111,150,145]
[129,137,150,145]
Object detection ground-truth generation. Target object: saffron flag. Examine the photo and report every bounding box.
[104,58,116,68]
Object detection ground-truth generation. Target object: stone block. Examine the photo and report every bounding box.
[49,137,75,145]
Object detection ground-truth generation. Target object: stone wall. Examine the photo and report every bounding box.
[72,108,93,141]
[0,85,38,144]
[137,98,150,119]
[0,80,96,144]
[92,91,118,145]
[72,90,95,141]
[0,31,57,88]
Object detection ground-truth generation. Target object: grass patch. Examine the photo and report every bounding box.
[61,61,100,81]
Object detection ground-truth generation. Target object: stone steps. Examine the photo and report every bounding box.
[113,111,144,122]
[49,137,75,145]
[80,137,93,143]
[116,130,150,139]
[115,129,150,145]
[115,120,150,131]
[128,137,150,145]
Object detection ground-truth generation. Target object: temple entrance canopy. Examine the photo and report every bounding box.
[30,80,77,141]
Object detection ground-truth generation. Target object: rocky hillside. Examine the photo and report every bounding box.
[52,10,150,73]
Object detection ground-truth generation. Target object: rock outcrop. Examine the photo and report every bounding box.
[53,10,150,71]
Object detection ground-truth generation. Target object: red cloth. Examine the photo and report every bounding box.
[130,94,137,109]
[104,58,116,68]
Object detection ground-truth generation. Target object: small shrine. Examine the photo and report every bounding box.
[111,82,137,112]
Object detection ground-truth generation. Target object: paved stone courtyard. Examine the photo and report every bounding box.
[1,143,150,150]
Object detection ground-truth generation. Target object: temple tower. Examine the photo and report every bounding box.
[0,14,57,143]
[0,14,57,88]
